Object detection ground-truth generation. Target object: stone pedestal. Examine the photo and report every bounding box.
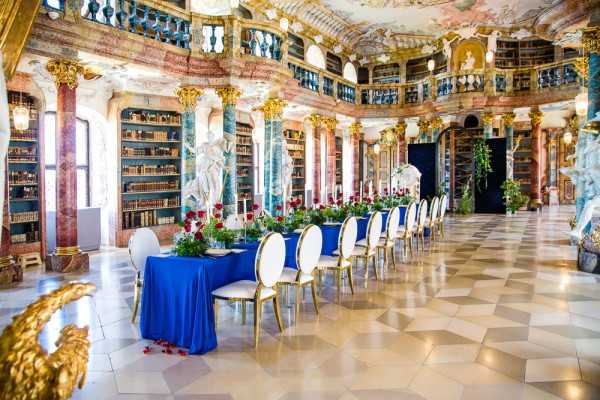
[0,257,22,288]
[46,252,89,273]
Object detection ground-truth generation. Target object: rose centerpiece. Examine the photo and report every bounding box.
[173,210,209,256]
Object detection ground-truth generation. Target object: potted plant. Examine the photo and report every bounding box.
[501,179,528,215]
[473,138,493,193]
[456,181,473,215]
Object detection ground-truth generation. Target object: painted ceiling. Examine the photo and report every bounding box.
[272,0,563,55]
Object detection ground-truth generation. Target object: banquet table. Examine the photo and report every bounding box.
[140,210,411,354]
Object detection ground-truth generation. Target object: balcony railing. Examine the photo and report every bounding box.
[436,71,485,97]
[537,62,578,89]
[241,27,283,61]
[202,24,225,53]
[289,63,319,92]
[337,82,355,103]
[81,0,191,49]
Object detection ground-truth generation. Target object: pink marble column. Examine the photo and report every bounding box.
[45,59,89,272]
[352,131,360,194]
[308,115,321,202]
[529,109,544,208]
[324,118,337,199]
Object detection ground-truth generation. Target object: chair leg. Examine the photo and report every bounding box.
[372,254,379,281]
[310,280,319,314]
[241,300,246,325]
[347,265,355,294]
[363,256,369,280]
[253,300,261,347]
[213,298,219,327]
[273,295,284,333]
[391,246,397,270]
[131,280,141,323]
[337,269,343,300]
[295,284,301,321]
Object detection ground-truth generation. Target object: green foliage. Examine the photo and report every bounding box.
[173,233,209,257]
[501,179,529,213]
[473,138,493,193]
[457,182,473,215]
[306,208,326,225]
[348,201,369,217]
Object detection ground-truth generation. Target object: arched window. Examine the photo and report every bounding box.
[306,45,325,70]
[343,62,357,83]
[44,113,90,210]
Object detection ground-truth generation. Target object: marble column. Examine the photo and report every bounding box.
[307,114,321,202]
[529,109,544,207]
[175,86,203,217]
[216,87,241,218]
[323,117,337,199]
[430,116,442,143]
[502,112,516,180]
[259,99,286,214]
[430,116,443,192]
[395,120,407,165]
[45,59,88,272]
[0,160,21,287]
[417,119,430,143]
[349,122,362,194]
[482,112,494,139]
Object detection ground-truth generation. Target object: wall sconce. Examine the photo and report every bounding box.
[485,50,494,64]
[427,59,435,72]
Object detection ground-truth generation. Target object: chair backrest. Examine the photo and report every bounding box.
[430,198,440,226]
[439,194,448,220]
[256,232,285,288]
[386,207,400,240]
[296,224,323,274]
[338,216,358,259]
[417,199,428,228]
[366,211,383,250]
[428,197,438,219]
[129,228,160,272]
[405,202,417,232]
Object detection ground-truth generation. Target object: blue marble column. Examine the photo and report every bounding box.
[175,86,203,218]
[216,87,241,218]
[259,99,286,214]
[502,112,515,180]
[482,112,494,139]
[263,119,273,212]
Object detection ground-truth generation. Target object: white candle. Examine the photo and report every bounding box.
[359,181,363,202]
[378,180,382,196]
[243,198,247,221]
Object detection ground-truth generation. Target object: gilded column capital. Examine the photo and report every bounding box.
[175,86,203,111]
[529,110,544,127]
[259,98,287,120]
[395,120,407,140]
[481,112,494,126]
[216,86,241,106]
[569,115,579,132]
[349,122,362,138]
[430,116,443,129]
[322,117,337,132]
[306,114,322,129]
[46,59,83,89]
[417,119,430,133]
[502,112,516,126]
[574,57,589,81]
[583,27,600,55]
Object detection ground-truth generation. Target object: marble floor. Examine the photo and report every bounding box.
[3,207,600,400]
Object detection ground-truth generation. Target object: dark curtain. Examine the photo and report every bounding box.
[474,138,507,213]
[408,143,437,201]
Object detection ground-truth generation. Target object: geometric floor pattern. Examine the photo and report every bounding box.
[3,206,600,399]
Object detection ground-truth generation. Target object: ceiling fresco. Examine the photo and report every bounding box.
[272,0,563,55]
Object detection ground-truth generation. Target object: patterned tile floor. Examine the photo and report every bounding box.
[3,207,600,399]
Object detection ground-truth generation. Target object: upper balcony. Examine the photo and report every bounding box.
[31,0,585,116]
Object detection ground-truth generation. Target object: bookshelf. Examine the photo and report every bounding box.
[118,107,182,246]
[284,128,305,200]
[452,128,481,208]
[357,67,369,84]
[513,129,532,196]
[406,52,446,82]
[7,91,43,255]
[335,136,343,187]
[373,63,400,84]
[326,52,343,76]
[288,33,305,60]
[236,121,254,213]
[496,38,555,68]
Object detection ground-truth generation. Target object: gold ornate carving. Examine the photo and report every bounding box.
[259,98,287,120]
[574,57,589,81]
[417,119,430,133]
[502,112,516,126]
[46,59,84,89]
[322,117,337,132]
[529,110,544,127]
[349,122,362,138]
[0,0,42,79]
[481,112,494,126]
[175,86,203,111]
[216,86,241,106]
[0,282,96,399]
[430,116,443,129]
[583,27,600,55]
[55,246,81,256]
[569,115,579,132]
[306,114,321,129]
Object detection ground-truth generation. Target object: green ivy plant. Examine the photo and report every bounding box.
[457,180,473,215]
[473,138,493,193]
[501,179,529,213]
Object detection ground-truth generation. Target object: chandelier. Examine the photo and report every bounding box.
[12,92,30,132]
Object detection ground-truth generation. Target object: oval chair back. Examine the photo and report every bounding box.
[256,232,286,289]
[338,216,358,260]
[405,202,417,233]
[439,194,448,221]
[417,199,428,229]
[296,225,323,275]
[428,197,438,221]
[128,228,161,272]
[430,198,440,230]
[386,207,400,241]
[366,211,383,251]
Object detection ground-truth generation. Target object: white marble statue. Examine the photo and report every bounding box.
[486,30,500,53]
[281,146,293,202]
[460,50,476,70]
[442,38,452,61]
[392,164,421,198]
[569,195,600,244]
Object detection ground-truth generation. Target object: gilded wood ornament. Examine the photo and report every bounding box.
[395,120,407,137]
[322,117,337,132]
[417,119,430,133]
[175,86,203,111]
[307,114,322,129]
[583,27,600,55]
[430,116,443,129]
[481,112,494,126]
[502,112,516,126]
[216,86,241,106]
[0,282,96,400]
[574,57,589,81]
[349,122,362,138]
[46,59,84,89]
[259,98,287,120]
[529,110,544,126]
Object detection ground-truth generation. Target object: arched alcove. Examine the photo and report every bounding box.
[343,62,357,83]
[306,45,326,70]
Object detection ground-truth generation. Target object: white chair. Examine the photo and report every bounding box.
[415,199,428,251]
[377,207,400,271]
[212,232,285,347]
[438,194,448,238]
[425,197,440,243]
[355,211,383,281]
[278,224,322,320]
[397,202,417,260]
[317,217,357,299]
[128,228,161,322]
